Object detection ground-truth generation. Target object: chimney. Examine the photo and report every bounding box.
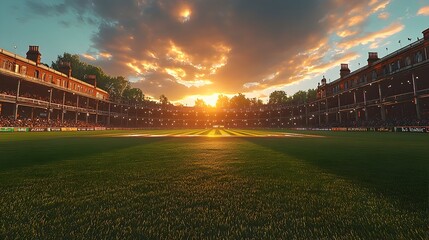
[59,61,72,78]
[340,64,350,78]
[367,52,379,66]
[423,28,429,41]
[26,46,41,64]
[85,75,97,88]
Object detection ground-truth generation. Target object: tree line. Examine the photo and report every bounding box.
[52,53,317,108]
[52,53,145,104]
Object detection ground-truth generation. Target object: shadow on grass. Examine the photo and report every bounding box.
[0,136,163,171]
[245,133,429,212]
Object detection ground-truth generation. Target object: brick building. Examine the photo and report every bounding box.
[0,28,428,129]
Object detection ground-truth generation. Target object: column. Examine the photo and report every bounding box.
[325,98,329,124]
[86,98,89,123]
[425,46,428,61]
[75,95,79,123]
[47,88,53,121]
[363,89,368,121]
[337,95,342,124]
[14,80,21,120]
[95,100,99,124]
[108,103,111,126]
[61,92,66,123]
[412,73,421,120]
[354,91,358,122]
[378,83,386,121]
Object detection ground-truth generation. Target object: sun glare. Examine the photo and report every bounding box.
[174,93,223,107]
[180,9,191,22]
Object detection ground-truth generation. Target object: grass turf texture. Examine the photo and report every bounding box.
[0,130,427,239]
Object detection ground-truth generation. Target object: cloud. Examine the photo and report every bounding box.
[338,22,404,49]
[378,12,390,19]
[25,0,394,102]
[81,54,96,61]
[417,6,429,16]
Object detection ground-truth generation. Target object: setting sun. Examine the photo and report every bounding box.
[174,93,224,107]
[180,9,191,22]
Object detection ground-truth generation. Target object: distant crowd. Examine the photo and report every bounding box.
[0,116,103,128]
[325,118,429,128]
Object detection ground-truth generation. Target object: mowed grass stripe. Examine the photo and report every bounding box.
[185,129,209,135]
[219,129,231,136]
[196,129,213,135]
[222,129,243,136]
[229,129,258,136]
[206,129,217,136]
[191,129,211,136]
[222,129,237,136]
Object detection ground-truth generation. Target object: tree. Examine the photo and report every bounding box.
[268,90,288,106]
[216,94,230,109]
[159,94,169,105]
[306,88,317,102]
[250,97,264,108]
[194,98,207,108]
[52,53,143,102]
[230,93,251,109]
[123,87,145,104]
[291,90,307,104]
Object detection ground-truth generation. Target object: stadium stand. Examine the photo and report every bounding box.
[0,28,428,131]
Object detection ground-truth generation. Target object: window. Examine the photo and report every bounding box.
[48,75,53,83]
[371,70,377,80]
[390,62,396,73]
[405,57,411,66]
[41,73,46,81]
[21,66,27,75]
[415,51,423,63]
[34,70,39,79]
[3,60,13,71]
[382,65,388,75]
[14,64,20,73]
[396,60,400,70]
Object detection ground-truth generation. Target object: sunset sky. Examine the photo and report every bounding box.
[1,0,428,106]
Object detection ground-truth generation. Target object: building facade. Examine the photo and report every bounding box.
[0,28,428,129]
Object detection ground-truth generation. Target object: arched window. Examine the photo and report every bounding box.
[415,51,423,63]
[383,65,388,75]
[405,57,411,66]
[21,66,27,75]
[371,70,377,80]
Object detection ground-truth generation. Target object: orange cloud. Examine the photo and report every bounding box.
[338,22,404,49]
[332,0,391,38]
[81,54,96,61]
[378,12,390,19]
[99,52,112,59]
[43,0,406,104]
[417,6,429,16]
[370,0,390,13]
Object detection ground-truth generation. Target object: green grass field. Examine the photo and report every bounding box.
[0,129,427,239]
